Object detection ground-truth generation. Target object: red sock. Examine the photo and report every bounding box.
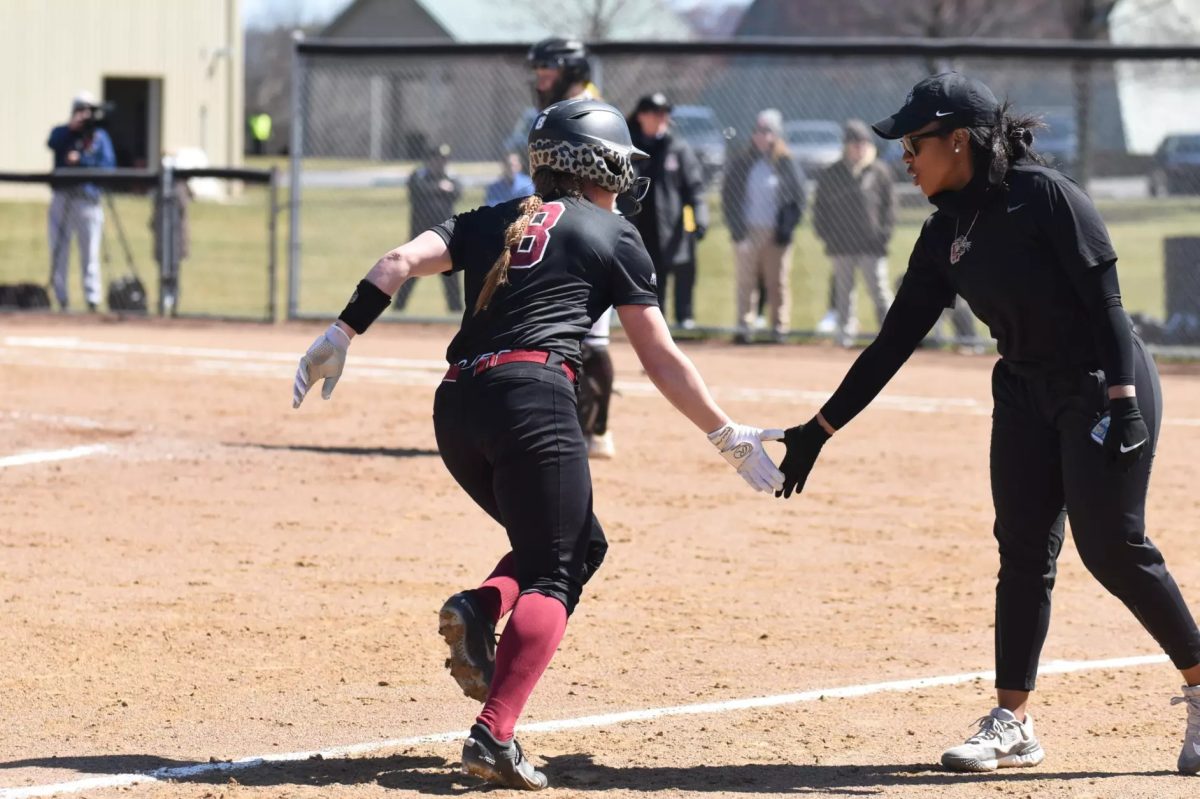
[476,591,567,741]
[473,552,520,624]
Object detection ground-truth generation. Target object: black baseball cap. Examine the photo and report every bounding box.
[872,72,1000,140]
[635,92,672,114]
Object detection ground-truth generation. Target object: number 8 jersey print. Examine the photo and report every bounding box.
[433,195,657,372]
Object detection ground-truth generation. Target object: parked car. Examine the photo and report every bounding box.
[1034,109,1079,171]
[783,119,842,178]
[670,104,726,183]
[1151,133,1200,196]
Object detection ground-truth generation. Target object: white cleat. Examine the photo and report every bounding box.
[941,708,1045,772]
[586,431,615,460]
[1172,684,1200,775]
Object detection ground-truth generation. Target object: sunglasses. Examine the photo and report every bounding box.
[901,128,948,157]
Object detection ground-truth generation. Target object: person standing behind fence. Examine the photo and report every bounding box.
[629,92,708,329]
[485,152,534,207]
[814,119,895,348]
[46,90,116,312]
[395,143,464,314]
[722,108,806,344]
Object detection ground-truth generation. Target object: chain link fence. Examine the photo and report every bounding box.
[0,168,280,320]
[289,39,1200,350]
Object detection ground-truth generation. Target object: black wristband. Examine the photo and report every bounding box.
[337,279,391,334]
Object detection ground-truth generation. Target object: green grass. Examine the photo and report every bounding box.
[3,185,1199,327]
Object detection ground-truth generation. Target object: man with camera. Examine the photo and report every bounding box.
[46,90,116,312]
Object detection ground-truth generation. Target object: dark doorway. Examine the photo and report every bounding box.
[102,77,163,168]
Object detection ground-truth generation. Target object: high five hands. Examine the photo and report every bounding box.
[769,417,831,499]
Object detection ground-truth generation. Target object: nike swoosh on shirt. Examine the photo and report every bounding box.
[934,110,954,117]
[1007,203,1026,213]
[1119,439,1147,453]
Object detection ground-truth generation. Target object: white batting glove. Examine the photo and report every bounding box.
[292,323,351,409]
[707,422,786,494]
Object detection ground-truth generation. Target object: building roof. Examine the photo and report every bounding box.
[324,0,693,41]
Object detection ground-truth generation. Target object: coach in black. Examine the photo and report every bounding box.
[772,73,1200,775]
[292,99,783,791]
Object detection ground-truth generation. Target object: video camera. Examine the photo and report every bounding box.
[81,101,116,133]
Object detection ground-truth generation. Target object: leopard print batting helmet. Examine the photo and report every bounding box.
[527,98,647,195]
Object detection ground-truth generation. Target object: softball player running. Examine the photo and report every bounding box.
[293,99,783,790]
[772,73,1200,775]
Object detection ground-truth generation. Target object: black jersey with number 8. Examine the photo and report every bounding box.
[431,195,658,369]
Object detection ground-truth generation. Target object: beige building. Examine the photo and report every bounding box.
[0,0,242,177]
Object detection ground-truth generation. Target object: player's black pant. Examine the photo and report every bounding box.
[990,337,1200,691]
[577,343,614,437]
[434,359,606,614]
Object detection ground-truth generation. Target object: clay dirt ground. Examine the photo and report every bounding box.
[1,315,1199,799]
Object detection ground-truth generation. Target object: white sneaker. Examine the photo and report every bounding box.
[587,431,615,460]
[1172,684,1200,775]
[815,309,838,336]
[941,708,1045,772]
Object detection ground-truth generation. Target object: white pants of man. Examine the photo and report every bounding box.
[735,227,792,337]
[831,254,893,345]
[48,191,104,309]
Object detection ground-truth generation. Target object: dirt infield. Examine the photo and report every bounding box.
[2,315,1199,799]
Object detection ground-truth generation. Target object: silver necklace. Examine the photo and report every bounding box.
[950,211,980,265]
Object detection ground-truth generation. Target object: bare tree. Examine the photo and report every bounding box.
[522,0,658,39]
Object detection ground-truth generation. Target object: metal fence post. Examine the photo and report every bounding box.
[287,29,305,319]
[268,166,279,322]
[158,160,175,317]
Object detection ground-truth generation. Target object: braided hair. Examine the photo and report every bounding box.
[473,169,584,314]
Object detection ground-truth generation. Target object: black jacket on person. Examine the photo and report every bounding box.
[630,127,710,267]
[721,145,806,245]
[409,167,462,235]
[814,158,894,257]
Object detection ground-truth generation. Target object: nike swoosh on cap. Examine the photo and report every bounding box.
[1007,203,1026,213]
[1119,439,1147,453]
[934,110,954,117]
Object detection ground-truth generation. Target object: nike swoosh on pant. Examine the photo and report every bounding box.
[1119,439,1147,454]
[1193,740,1200,756]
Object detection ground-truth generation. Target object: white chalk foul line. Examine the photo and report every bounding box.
[4,336,1200,425]
[0,445,110,470]
[0,652,1169,799]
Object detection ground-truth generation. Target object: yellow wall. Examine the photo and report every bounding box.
[0,0,243,173]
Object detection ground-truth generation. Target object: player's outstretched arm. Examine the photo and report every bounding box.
[616,303,783,494]
[292,231,451,409]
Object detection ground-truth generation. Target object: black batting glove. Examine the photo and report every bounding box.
[775,418,831,499]
[1104,396,1149,472]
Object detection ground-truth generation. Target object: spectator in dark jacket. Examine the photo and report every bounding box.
[814,119,896,347]
[629,92,709,328]
[395,143,463,313]
[722,108,806,343]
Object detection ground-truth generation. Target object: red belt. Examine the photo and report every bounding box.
[443,350,576,383]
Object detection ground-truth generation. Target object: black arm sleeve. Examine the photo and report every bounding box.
[1068,259,1136,387]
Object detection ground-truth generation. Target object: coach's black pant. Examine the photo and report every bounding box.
[990,338,1200,690]
[434,359,606,614]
